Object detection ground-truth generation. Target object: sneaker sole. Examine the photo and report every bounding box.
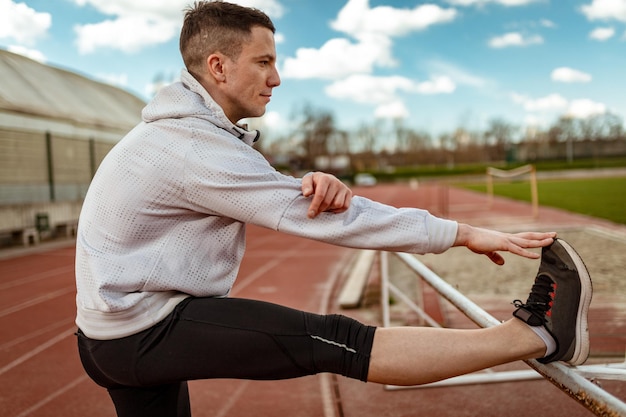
[556,238,593,366]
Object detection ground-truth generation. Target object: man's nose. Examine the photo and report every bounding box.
[269,66,281,87]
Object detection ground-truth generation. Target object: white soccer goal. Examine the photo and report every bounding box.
[486,164,538,218]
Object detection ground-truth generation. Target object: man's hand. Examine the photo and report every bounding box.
[302,172,352,218]
[453,224,557,265]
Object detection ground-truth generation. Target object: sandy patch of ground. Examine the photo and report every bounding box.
[412,228,626,302]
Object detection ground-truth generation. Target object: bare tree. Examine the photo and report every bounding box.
[290,103,336,170]
[580,112,624,141]
[483,118,517,162]
[354,123,379,154]
[394,120,431,154]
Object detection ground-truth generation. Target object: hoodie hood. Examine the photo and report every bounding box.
[142,69,260,146]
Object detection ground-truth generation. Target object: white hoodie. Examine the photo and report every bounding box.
[75,70,458,340]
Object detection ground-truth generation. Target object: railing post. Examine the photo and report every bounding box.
[380,251,390,328]
[45,131,55,202]
[383,251,626,416]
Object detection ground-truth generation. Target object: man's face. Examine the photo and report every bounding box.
[219,26,281,123]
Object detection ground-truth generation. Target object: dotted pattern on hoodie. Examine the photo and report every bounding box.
[75,69,458,339]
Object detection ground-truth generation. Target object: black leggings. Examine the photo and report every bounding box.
[77,297,377,417]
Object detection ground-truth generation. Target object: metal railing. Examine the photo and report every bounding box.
[379,251,626,417]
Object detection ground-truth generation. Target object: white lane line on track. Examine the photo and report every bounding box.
[234,236,352,417]
[14,374,89,417]
[0,327,75,376]
[0,286,75,318]
[0,265,74,290]
[0,317,75,350]
[317,249,355,417]
[231,241,309,295]
[213,380,251,417]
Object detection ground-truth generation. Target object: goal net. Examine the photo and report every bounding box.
[486,164,538,218]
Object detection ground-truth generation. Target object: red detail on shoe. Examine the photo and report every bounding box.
[547,283,556,318]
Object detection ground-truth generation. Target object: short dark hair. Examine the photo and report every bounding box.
[180,1,275,77]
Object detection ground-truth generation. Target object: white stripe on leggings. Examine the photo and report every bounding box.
[310,335,357,353]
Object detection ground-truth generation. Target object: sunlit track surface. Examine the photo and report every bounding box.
[0,229,354,417]
[1,182,624,417]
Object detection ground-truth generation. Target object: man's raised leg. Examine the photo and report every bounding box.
[366,238,592,386]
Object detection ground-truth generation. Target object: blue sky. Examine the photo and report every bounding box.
[1,0,626,141]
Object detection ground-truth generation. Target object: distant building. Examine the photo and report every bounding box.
[0,49,145,245]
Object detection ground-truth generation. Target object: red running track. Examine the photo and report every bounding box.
[1,182,625,417]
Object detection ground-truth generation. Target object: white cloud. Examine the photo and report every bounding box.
[512,92,608,120]
[326,74,415,104]
[72,0,283,22]
[589,26,615,40]
[425,60,488,88]
[566,99,607,118]
[551,67,592,83]
[375,101,409,119]
[71,0,284,55]
[326,74,455,105]
[446,0,541,6]
[323,73,455,122]
[331,0,457,39]
[581,0,626,23]
[281,35,395,80]
[0,0,51,45]
[240,110,285,135]
[511,92,568,112]
[274,32,285,44]
[233,0,285,19]
[260,110,283,130]
[488,32,543,48]
[75,16,177,54]
[415,75,456,94]
[282,0,459,81]
[540,19,556,28]
[72,1,183,54]
[72,0,186,22]
[7,45,46,62]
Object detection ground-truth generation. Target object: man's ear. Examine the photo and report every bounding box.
[206,54,226,83]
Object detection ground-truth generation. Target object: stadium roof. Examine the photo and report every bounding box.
[0,49,145,131]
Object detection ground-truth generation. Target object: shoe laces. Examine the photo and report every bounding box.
[512,274,555,322]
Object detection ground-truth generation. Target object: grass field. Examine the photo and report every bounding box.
[457,176,626,225]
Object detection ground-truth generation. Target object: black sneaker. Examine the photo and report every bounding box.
[512,238,592,366]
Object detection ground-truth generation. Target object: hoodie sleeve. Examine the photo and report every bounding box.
[183,129,457,254]
[276,194,458,254]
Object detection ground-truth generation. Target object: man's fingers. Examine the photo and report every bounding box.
[336,190,352,212]
[301,174,314,197]
[307,180,330,218]
[486,251,505,265]
[508,243,541,260]
[509,233,556,251]
[331,194,350,213]
[302,172,352,218]
[308,187,351,217]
